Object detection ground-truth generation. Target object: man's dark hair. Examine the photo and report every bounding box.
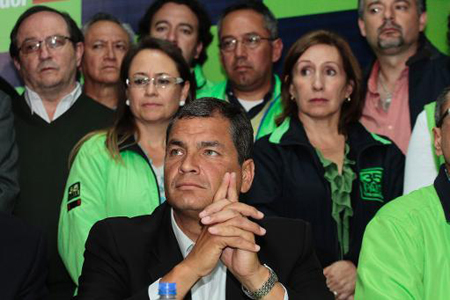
[357,0,426,18]
[217,0,278,39]
[10,5,83,60]
[435,86,450,127]
[137,0,212,66]
[167,98,254,164]
[82,12,134,44]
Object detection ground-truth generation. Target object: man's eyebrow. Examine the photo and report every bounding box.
[154,20,169,27]
[168,139,185,147]
[177,23,194,29]
[199,141,223,148]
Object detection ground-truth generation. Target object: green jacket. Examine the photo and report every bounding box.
[197,75,283,140]
[58,133,161,285]
[356,166,450,299]
[193,64,214,96]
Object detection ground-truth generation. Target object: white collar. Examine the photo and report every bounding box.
[24,82,82,123]
[170,208,195,257]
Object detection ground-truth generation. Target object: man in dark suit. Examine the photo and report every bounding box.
[77,98,333,299]
[0,212,48,299]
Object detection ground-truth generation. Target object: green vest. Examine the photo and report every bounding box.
[197,75,283,140]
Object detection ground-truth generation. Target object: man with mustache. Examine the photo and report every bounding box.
[198,1,283,140]
[9,6,113,299]
[82,13,133,110]
[76,98,333,299]
[358,0,450,155]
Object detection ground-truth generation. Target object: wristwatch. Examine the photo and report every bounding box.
[242,264,279,299]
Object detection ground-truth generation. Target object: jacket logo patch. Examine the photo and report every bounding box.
[68,182,80,201]
[67,199,81,212]
[359,168,384,202]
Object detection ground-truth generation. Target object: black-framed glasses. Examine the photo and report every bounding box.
[219,34,275,52]
[438,108,450,127]
[18,35,73,54]
[126,74,184,90]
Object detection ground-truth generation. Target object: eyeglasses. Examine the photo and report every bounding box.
[126,75,184,90]
[18,35,73,54]
[438,108,450,127]
[219,34,275,52]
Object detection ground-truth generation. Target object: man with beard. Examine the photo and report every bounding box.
[198,1,283,140]
[358,0,450,154]
[9,6,113,299]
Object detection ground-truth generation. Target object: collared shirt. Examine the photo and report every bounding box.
[148,209,289,299]
[360,61,411,154]
[148,209,227,299]
[24,83,81,123]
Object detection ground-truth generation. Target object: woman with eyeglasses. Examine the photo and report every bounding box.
[242,30,405,299]
[58,37,192,286]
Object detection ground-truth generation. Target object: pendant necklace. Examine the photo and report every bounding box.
[378,74,392,112]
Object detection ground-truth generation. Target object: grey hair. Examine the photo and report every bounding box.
[82,12,135,44]
[357,0,425,19]
[435,86,450,127]
[217,1,278,40]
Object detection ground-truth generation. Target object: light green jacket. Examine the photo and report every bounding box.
[197,75,283,140]
[356,179,450,299]
[193,64,214,96]
[58,133,161,285]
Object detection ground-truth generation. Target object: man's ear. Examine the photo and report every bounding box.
[240,159,255,194]
[13,57,21,72]
[271,38,283,63]
[419,12,427,32]
[434,127,443,157]
[194,41,203,61]
[75,42,84,68]
[358,17,367,37]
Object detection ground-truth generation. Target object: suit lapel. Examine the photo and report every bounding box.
[146,205,192,300]
[226,269,244,299]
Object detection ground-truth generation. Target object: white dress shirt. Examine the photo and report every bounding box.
[148,209,289,299]
[404,110,437,194]
[148,208,227,299]
[24,83,81,123]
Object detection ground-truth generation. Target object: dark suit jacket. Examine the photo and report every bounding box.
[0,212,48,299]
[77,203,332,300]
[0,91,19,212]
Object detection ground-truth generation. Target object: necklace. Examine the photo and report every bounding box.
[378,74,392,112]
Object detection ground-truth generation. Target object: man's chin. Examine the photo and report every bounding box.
[377,37,404,50]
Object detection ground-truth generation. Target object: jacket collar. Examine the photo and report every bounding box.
[407,34,444,66]
[433,165,450,222]
[117,134,149,162]
[269,117,388,152]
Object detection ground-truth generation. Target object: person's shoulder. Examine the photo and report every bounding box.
[93,203,169,237]
[373,185,438,223]
[196,80,227,99]
[77,93,115,114]
[0,212,44,246]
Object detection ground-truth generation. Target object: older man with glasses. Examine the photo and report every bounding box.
[197,1,283,140]
[9,6,113,299]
